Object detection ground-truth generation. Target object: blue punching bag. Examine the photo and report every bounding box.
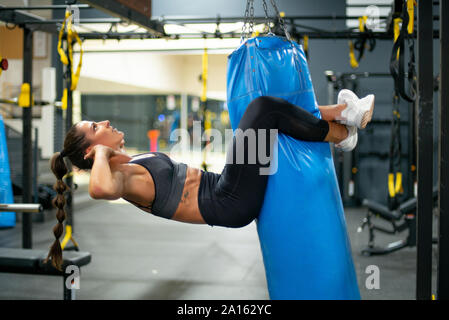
[226,36,360,300]
[0,114,16,228]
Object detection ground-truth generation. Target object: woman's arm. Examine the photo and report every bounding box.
[85,145,126,200]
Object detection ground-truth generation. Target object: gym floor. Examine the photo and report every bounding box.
[0,180,439,300]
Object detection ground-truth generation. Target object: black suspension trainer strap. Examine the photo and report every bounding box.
[390,0,417,103]
[388,95,403,210]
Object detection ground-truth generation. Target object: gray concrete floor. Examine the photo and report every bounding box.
[0,192,438,300]
[346,207,438,300]
[0,193,268,300]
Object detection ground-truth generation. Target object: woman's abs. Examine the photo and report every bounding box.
[171,166,206,224]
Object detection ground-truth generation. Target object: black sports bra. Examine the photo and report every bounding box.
[124,152,187,219]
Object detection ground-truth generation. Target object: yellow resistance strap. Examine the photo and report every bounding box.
[57,10,84,110]
[68,17,83,91]
[407,0,416,34]
[57,11,70,65]
[394,17,402,60]
[201,48,208,103]
[393,0,415,61]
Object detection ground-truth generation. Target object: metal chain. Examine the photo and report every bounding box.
[241,0,255,40]
[249,0,254,35]
[262,0,273,34]
[241,0,250,37]
[242,0,291,40]
[269,0,291,40]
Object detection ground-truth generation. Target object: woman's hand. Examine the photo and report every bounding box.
[84,145,132,165]
[84,144,114,160]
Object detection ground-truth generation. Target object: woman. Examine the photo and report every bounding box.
[46,89,374,270]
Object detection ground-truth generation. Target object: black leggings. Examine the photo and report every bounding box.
[197,96,330,227]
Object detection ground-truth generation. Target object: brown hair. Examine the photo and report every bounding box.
[45,123,93,270]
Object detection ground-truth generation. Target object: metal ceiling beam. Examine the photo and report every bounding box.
[75,30,442,41]
[157,15,440,24]
[0,5,91,10]
[76,31,393,40]
[80,0,165,35]
[17,18,122,24]
[0,5,59,33]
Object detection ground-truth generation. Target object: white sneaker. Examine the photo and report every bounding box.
[335,125,358,152]
[337,89,375,129]
[338,89,359,104]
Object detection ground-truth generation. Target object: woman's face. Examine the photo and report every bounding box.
[77,120,125,154]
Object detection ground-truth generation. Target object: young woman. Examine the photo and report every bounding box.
[46,90,374,270]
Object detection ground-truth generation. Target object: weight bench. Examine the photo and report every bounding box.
[0,248,91,300]
[359,187,438,256]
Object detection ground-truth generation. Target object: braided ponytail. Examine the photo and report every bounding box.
[45,152,69,271]
[45,123,92,270]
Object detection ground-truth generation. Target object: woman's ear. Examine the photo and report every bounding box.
[85,145,92,155]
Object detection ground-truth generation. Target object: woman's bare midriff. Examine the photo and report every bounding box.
[171,167,206,224]
[120,161,206,224]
